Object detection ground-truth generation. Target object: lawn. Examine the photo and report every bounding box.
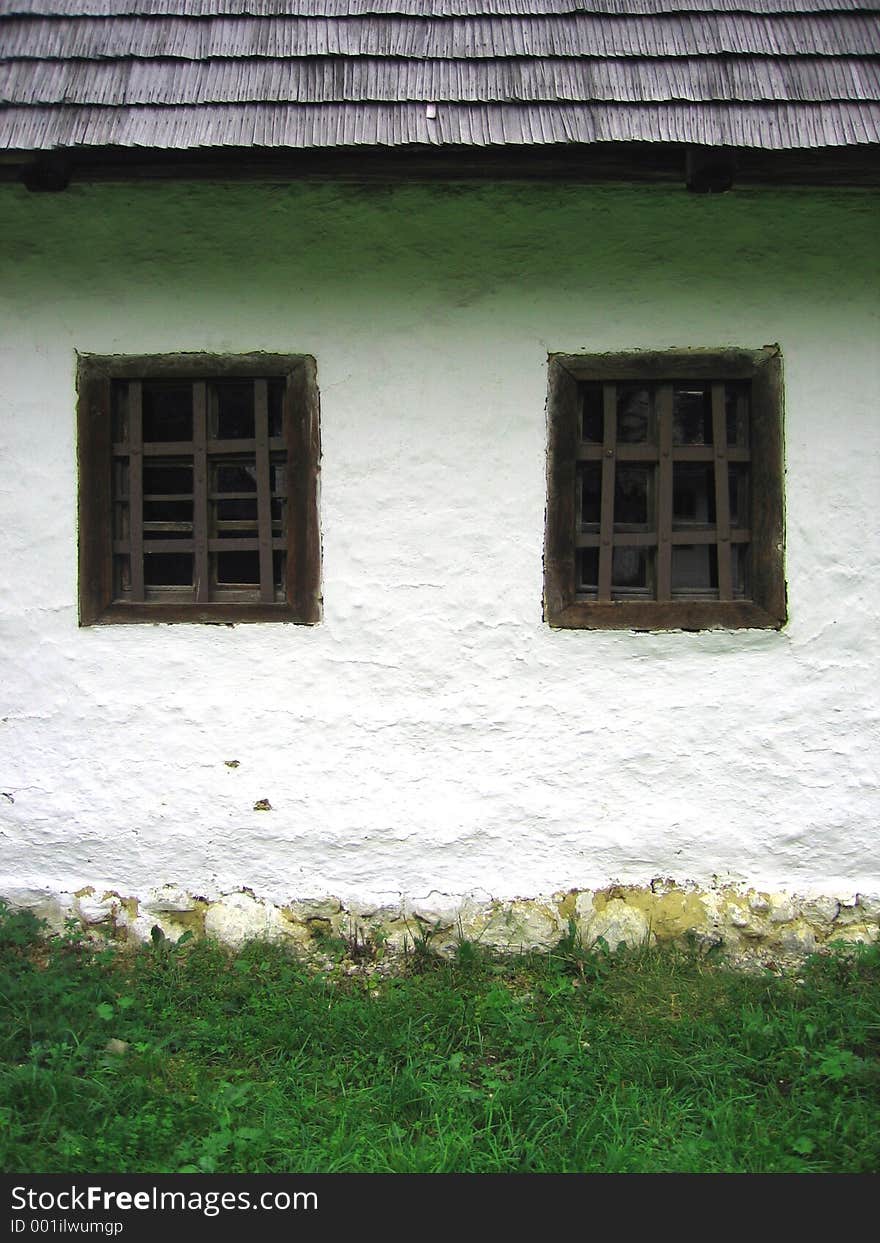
[1,903,878,1173]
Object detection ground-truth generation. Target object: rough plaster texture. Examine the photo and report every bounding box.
[0,178,878,926]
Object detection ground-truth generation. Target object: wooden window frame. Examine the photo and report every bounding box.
[77,352,321,626]
[544,347,786,631]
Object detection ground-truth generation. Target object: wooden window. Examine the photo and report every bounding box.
[77,354,321,625]
[544,348,785,630]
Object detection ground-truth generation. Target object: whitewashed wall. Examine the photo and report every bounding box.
[0,179,878,913]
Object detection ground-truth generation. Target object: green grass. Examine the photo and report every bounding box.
[1,903,878,1173]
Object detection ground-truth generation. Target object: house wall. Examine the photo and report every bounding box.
[0,178,878,954]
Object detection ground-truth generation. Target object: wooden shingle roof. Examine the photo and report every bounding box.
[1,1,879,178]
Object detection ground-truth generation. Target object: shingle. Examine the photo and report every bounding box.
[4,56,879,105]
[3,14,879,60]
[3,99,878,149]
[4,2,880,15]
[1,2,878,154]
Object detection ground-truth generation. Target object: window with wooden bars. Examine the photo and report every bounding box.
[77,354,321,625]
[544,348,785,630]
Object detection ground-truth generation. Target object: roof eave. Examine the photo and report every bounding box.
[4,138,880,192]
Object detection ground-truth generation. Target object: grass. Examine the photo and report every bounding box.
[1,903,878,1174]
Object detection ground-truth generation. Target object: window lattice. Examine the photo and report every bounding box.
[77,352,320,626]
[575,380,751,603]
[543,348,785,631]
[111,378,288,605]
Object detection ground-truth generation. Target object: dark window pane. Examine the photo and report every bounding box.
[614,466,650,526]
[144,500,192,524]
[216,551,260,585]
[268,380,285,438]
[143,463,193,496]
[144,552,192,586]
[732,544,748,596]
[672,545,718,593]
[616,386,651,443]
[612,547,650,590]
[271,462,287,494]
[578,547,599,590]
[578,463,601,526]
[216,498,257,522]
[673,386,712,445]
[142,383,192,442]
[271,497,285,528]
[725,383,750,447]
[215,463,257,493]
[581,385,603,443]
[273,550,286,591]
[214,381,255,439]
[729,466,749,527]
[673,464,715,525]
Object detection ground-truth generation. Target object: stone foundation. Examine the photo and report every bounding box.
[3,879,879,970]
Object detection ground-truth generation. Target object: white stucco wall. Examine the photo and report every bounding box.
[0,177,878,912]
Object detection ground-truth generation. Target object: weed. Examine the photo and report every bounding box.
[454,937,485,973]
[341,922,379,963]
[0,901,46,953]
[401,921,443,973]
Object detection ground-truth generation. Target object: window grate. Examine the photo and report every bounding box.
[78,353,321,626]
[543,349,785,631]
[110,378,288,606]
[573,379,751,604]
